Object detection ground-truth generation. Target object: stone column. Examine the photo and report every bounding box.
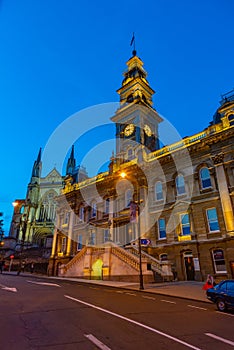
[66,211,74,256]
[211,153,234,235]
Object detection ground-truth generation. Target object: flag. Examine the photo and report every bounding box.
[130,201,138,223]
[130,33,135,46]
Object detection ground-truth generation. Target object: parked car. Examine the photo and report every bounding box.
[206,280,234,311]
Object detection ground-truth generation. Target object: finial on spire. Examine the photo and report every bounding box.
[130,32,136,56]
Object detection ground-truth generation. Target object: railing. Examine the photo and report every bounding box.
[127,246,163,275]
[63,246,87,273]
[111,246,140,271]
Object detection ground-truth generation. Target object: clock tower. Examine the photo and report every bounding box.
[111,50,162,160]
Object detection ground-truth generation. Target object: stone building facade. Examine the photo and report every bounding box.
[49,52,234,282]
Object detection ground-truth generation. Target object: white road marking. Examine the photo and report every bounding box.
[89,287,99,290]
[215,311,234,317]
[27,280,61,287]
[115,291,124,293]
[187,305,207,311]
[161,299,176,304]
[1,287,17,292]
[65,295,202,350]
[205,333,234,346]
[125,292,136,296]
[84,334,111,350]
[142,296,155,300]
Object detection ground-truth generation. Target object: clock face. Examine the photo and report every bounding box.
[144,124,152,137]
[124,124,135,136]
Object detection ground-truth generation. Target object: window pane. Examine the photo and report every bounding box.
[158,218,166,239]
[176,175,185,195]
[207,208,220,232]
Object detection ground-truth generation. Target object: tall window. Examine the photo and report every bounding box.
[125,189,133,207]
[206,208,220,232]
[79,206,84,221]
[61,237,67,253]
[90,232,96,245]
[155,181,163,200]
[212,249,227,273]
[176,175,185,195]
[105,198,110,214]
[200,167,212,189]
[158,218,166,239]
[92,202,96,217]
[64,212,70,224]
[77,234,82,250]
[104,229,109,242]
[180,213,190,235]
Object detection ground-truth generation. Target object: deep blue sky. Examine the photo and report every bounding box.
[1,0,234,233]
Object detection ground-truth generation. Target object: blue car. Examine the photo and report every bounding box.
[206,280,234,311]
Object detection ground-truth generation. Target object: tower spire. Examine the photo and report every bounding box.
[66,145,76,175]
[130,32,136,56]
[31,147,42,178]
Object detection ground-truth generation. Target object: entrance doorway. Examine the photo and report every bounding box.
[91,259,103,280]
[183,252,195,281]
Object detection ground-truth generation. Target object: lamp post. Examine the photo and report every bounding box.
[120,171,144,290]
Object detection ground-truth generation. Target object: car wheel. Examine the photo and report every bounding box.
[216,299,226,312]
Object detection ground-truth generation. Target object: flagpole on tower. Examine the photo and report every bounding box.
[130,32,136,56]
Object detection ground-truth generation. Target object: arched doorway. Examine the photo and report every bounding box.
[91,259,103,280]
[183,251,195,281]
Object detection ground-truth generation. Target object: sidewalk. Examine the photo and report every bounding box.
[4,271,210,303]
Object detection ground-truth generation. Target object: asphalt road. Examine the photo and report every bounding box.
[0,274,233,350]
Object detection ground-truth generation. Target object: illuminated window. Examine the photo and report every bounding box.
[206,208,220,232]
[176,175,185,195]
[180,213,190,235]
[200,167,212,189]
[212,249,227,273]
[61,237,67,253]
[158,218,166,239]
[155,181,163,200]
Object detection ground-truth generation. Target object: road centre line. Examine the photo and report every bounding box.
[187,305,207,311]
[84,334,111,350]
[27,280,61,287]
[125,292,136,296]
[215,311,234,317]
[161,299,176,304]
[205,333,234,346]
[142,296,155,300]
[65,294,202,350]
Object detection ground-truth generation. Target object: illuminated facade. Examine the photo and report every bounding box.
[49,52,234,282]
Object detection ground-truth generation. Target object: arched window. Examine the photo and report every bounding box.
[212,249,227,273]
[176,175,185,195]
[155,181,163,201]
[200,167,212,189]
[160,253,168,261]
[125,189,133,208]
